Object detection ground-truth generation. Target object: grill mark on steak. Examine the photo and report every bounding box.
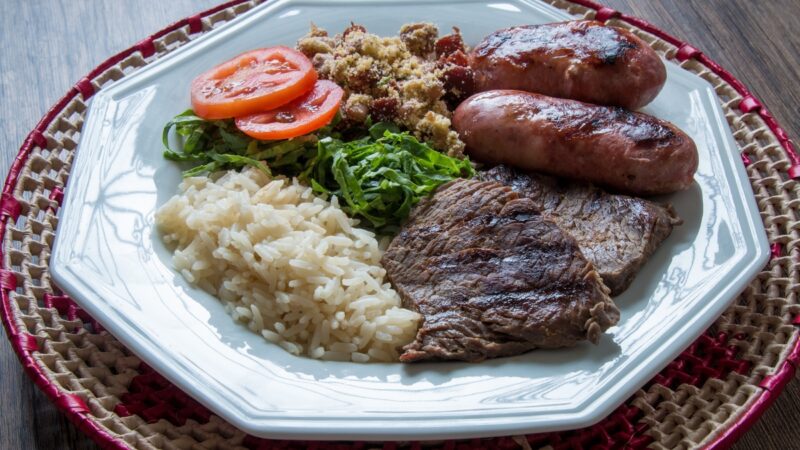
[382,178,619,363]
[480,165,681,295]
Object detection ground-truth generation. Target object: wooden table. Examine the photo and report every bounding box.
[1,1,798,448]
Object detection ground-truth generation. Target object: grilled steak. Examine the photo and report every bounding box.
[481,165,681,295]
[382,179,619,363]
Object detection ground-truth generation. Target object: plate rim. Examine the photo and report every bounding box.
[49,0,771,440]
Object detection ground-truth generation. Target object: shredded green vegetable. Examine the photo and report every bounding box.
[162,111,473,232]
[304,123,474,232]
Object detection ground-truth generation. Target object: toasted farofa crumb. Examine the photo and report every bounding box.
[297,23,466,156]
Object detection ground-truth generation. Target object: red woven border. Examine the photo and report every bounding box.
[1,1,796,449]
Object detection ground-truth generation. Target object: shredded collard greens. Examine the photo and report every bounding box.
[306,123,474,232]
[162,111,474,232]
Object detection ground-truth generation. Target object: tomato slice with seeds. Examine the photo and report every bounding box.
[235,80,344,140]
[190,47,317,120]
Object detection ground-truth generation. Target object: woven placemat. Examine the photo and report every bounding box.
[2,0,798,449]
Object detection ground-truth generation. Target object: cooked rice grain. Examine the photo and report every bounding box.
[155,169,420,362]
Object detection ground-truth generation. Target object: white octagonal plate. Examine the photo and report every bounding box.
[50,0,769,440]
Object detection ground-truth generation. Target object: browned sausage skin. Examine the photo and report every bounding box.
[470,20,667,110]
[453,90,698,196]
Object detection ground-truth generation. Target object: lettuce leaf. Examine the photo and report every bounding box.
[162,109,320,177]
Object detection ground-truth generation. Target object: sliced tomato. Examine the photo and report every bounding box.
[235,80,344,140]
[190,46,317,120]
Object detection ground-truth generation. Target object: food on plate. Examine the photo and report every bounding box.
[381,178,620,362]
[235,80,344,140]
[453,90,698,196]
[190,47,317,120]
[162,109,306,177]
[481,166,681,295]
[158,19,692,363]
[155,169,420,362]
[297,23,469,156]
[307,123,474,232]
[470,20,666,110]
[164,114,474,230]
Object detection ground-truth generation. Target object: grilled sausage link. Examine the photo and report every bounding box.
[470,20,666,110]
[453,90,698,196]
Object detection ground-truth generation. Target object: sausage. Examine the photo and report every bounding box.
[470,20,666,110]
[453,90,698,196]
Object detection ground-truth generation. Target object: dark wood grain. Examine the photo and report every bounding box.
[0,1,797,449]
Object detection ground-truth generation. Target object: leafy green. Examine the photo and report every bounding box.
[162,110,473,233]
[162,109,324,177]
[304,124,474,233]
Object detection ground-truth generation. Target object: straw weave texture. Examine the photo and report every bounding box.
[2,1,797,449]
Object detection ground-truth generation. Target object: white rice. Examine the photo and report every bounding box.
[155,169,420,362]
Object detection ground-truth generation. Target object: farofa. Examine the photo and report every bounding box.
[297,23,466,156]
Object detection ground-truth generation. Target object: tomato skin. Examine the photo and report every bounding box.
[190,46,317,120]
[235,80,344,140]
